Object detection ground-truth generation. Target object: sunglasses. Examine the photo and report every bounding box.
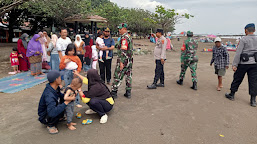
[105,31,110,32]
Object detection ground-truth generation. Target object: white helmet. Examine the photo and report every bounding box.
[214,37,222,42]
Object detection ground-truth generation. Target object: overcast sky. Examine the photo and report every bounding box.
[110,0,257,35]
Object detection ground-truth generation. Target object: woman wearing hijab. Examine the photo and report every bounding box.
[74,69,114,124]
[27,34,43,76]
[38,32,50,70]
[47,34,59,71]
[17,33,30,71]
[74,35,85,65]
[43,31,51,65]
[83,32,93,72]
[38,32,47,62]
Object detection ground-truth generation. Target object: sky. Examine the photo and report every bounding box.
[110,0,257,35]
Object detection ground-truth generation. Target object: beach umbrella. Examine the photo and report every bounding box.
[207,35,217,38]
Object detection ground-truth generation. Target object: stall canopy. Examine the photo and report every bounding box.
[64,14,107,39]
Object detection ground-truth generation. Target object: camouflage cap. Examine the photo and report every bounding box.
[118,23,128,29]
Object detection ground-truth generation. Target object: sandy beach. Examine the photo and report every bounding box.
[1,37,257,144]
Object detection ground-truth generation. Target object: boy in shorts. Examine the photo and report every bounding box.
[210,37,230,91]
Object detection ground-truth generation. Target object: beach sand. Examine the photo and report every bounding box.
[1,37,257,144]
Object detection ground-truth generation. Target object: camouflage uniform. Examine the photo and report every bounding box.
[112,32,133,91]
[179,37,198,82]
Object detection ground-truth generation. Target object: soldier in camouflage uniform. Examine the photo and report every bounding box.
[111,23,133,99]
[176,31,199,90]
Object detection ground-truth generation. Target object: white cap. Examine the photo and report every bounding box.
[214,37,222,42]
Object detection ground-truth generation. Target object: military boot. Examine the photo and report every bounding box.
[124,90,131,99]
[250,95,256,107]
[191,82,197,90]
[111,91,117,99]
[225,92,235,101]
[176,79,183,85]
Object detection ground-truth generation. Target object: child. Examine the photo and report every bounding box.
[91,45,98,70]
[9,47,20,75]
[64,78,83,130]
[96,31,110,63]
[60,44,83,107]
[210,37,230,91]
[74,69,114,124]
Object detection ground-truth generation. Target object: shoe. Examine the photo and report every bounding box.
[106,56,112,60]
[176,79,183,85]
[100,114,108,124]
[191,82,197,90]
[147,83,157,89]
[111,91,117,99]
[156,83,165,87]
[225,93,235,101]
[99,59,104,63]
[85,109,97,115]
[107,81,111,85]
[250,95,256,107]
[124,90,131,99]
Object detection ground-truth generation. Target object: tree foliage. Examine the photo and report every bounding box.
[145,5,193,33]
[1,0,193,42]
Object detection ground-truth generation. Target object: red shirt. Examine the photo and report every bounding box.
[10,52,19,66]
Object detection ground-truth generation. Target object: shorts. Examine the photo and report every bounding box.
[215,68,226,76]
[12,65,18,68]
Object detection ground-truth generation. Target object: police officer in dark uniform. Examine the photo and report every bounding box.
[225,23,257,107]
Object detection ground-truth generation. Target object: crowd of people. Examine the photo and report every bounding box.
[36,23,131,134]
[8,22,257,134]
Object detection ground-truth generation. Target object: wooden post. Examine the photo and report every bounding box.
[75,21,78,34]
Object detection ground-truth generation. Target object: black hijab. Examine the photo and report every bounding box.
[84,69,111,99]
[84,32,90,46]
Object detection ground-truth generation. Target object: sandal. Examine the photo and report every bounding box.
[47,126,58,134]
[217,87,221,91]
[82,119,93,125]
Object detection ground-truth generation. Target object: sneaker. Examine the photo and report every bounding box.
[106,56,112,60]
[100,114,108,124]
[147,84,157,89]
[99,59,104,63]
[85,109,97,115]
[156,83,165,87]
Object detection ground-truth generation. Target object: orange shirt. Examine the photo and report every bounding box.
[59,55,82,72]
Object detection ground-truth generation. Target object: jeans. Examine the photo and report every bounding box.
[40,112,64,127]
[65,101,74,124]
[84,63,92,72]
[50,54,60,71]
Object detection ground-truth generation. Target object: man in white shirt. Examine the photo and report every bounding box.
[56,28,72,59]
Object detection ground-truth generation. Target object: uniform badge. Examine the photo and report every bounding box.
[121,39,128,50]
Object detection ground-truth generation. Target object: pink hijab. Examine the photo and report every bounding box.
[38,32,46,45]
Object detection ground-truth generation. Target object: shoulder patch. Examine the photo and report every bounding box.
[121,39,128,50]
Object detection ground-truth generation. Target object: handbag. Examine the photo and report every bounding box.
[29,55,42,64]
[42,61,51,70]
